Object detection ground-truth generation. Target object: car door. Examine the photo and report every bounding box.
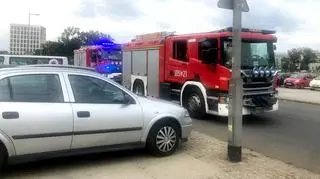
[64,73,144,149]
[0,73,73,155]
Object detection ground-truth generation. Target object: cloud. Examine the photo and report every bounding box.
[75,0,143,20]
[193,0,301,33]
[0,0,319,52]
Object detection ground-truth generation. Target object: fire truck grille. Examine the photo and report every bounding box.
[243,94,277,108]
[242,77,274,96]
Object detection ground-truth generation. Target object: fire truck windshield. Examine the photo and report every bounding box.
[100,50,122,61]
[222,39,275,69]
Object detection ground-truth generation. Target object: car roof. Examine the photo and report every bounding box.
[0,65,98,76]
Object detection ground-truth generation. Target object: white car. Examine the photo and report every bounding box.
[310,76,320,90]
[0,65,192,169]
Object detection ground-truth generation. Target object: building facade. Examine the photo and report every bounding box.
[9,24,46,55]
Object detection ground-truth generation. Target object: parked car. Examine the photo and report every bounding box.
[0,65,192,169]
[310,76,320,90]
[284,73,313,88]
[278,72,291,86]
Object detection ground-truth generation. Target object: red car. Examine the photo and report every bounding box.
[284,73,313,88]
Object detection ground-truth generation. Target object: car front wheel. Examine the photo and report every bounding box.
[146,120,180,157]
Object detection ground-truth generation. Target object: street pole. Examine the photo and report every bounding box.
[26,10,40,55]
[227,0,244,162]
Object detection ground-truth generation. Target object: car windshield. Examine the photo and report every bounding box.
[222,39,275,69]
[290,73,304,78]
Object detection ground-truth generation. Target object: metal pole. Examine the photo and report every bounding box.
[27,10,30,54]
[227,0,243,162]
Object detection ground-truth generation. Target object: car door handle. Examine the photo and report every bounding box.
[77,111,90,118]
[2,112,19,119]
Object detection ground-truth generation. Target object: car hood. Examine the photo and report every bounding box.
[285,77,300,82]
[136,96,184,117]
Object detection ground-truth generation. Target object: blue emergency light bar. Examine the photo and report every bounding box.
[214,27,276,34]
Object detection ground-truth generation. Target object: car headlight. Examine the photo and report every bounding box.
[183,109,190,117]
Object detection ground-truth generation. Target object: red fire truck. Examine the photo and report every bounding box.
[74,44,122,77]
[122,28,280,118]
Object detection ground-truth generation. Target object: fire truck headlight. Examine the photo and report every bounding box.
[259,70,265,77]
[265,69,271,77]
[253,69,259,77]
[219,96,229,104]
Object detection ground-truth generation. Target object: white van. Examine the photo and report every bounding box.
[0,55,68,66]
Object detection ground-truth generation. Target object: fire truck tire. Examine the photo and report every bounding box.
[183,87,206,119]
[133,80,145,96]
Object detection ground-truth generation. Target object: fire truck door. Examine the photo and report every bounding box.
[166,40,188,83]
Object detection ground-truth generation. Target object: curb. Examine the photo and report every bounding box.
[278,98,320,105]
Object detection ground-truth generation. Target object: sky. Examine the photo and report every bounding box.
[0,0,320,53]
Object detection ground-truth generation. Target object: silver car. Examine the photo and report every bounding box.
[0,65,192,169]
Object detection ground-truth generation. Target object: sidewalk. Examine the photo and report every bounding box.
[278,88,320,105]
[6,131,320,179]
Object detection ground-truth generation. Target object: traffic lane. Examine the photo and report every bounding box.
[192,100,320,173]
[2,149,147,178]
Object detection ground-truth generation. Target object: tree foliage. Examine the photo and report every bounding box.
[281,47,318,72]
[34,27,114,64]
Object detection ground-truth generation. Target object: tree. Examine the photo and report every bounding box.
[33,41,65,56]
[280,56,290,72]
[59,27,80,44]
[78,30,114,45]
[34,27,114,64]
[300,47,317,71]
[287,48,301,72]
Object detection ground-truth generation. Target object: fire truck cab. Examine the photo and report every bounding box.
[122,28,279,118]
[74,44,122,83]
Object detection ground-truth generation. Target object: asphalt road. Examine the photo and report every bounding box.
[193,100,320,173]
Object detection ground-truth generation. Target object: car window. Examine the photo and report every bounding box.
[0,56,4,65]
[8,74,64,102]
[69,75,129,104]
[0,78,10,101]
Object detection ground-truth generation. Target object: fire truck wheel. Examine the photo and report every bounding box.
[133,80,145,96]
[184,88,206,119]
[146,119,180,157]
